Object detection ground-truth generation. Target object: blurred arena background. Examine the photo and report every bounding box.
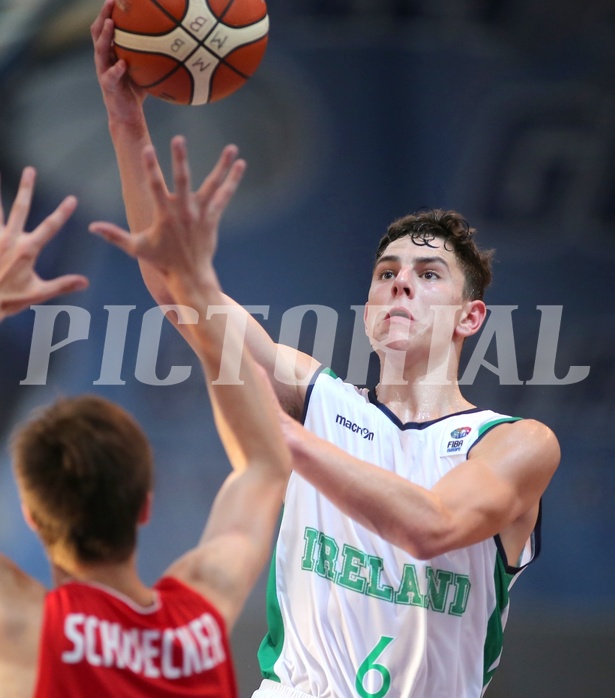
[0,1,614,695]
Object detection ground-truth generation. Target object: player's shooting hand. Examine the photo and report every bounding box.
[92,0,147,120]
[89,135,245,284]
[0,168,88,322]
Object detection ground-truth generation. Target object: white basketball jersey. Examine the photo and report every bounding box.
[257,369,539,698]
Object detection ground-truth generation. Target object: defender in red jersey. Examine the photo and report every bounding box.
[0,140,290,697]
[34,578,237,697]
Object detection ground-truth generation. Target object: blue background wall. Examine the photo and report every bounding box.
[0,1,614,695]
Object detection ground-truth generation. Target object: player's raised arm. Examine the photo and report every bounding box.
[92,0,172,320]
[91,1,315,412]
[0,167,88,323]
[0,165,87,694]
[91,0,156,239]
[90,136,292,629]
[281,411,559,564]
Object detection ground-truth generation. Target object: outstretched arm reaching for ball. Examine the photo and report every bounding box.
[0,167,88,322]
[90,136,291,630]
[91,0,316,415]
[91,0,154,234]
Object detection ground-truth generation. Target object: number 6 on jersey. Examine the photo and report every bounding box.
[356,636,394,698]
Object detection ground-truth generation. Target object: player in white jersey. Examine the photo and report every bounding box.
[242,212,559,697]
[258,370,536,697]
[92,7,561,692]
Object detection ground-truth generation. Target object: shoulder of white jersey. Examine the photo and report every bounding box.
[439,410,522,458]
[306,366,365,401]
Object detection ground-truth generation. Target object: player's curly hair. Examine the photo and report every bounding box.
[11,395,153,564]
[375,209,494,301]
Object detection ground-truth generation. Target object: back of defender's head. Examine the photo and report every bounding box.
[375,209,494,301]
[11,395,153,564]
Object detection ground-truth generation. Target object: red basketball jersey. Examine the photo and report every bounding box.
[33,576,238,698]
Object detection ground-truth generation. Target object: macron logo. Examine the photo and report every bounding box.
[335,414,374,441]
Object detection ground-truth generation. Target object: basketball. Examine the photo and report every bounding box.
[112,0,269,106]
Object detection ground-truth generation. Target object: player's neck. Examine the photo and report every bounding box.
[375,378,473,424]
[374,343,472,422]
[50,554,155,607]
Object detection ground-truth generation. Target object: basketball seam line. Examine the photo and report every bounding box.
[115,38,259,87]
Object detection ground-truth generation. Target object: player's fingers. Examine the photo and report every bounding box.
[4,275,88,317]
[6,167,36,236]
[92,12,110,52]
[94,18,116,72]
[170,136,192,204]
[142,145,171,211]
[36,275,90,304]
[30,196,78,250]
[196,145,239,205]
[91,0,115,42]
[89,221,139,258]
[208,160,246,220]
[90,7,103,41]
[101,15,116,51]
[93,19,118,81]
[99,59,127,93]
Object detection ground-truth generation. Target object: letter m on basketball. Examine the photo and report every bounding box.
[209,31,227,50]
[192,57,212,72]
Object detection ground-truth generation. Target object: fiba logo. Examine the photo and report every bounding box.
[447,426,472,454]
[450,427,472,439]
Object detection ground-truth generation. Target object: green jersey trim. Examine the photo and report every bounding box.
[480,416,527,692]
[257,535,284,682]
[482,550,515,691]
[477,416,522,439]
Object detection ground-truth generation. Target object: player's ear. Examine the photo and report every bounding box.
[456,299,486,338]
[138,491,153,526]
[21,502,38,532]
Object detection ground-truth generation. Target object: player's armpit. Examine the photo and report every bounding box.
[271,343,321,417]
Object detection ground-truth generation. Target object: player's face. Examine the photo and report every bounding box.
[364,236,468,355]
